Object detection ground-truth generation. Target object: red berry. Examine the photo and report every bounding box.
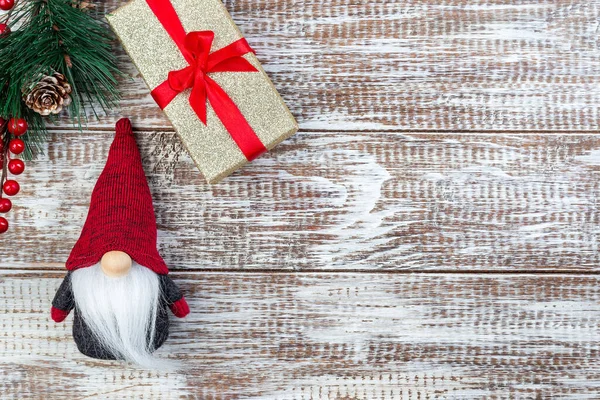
[0,0,14,11]
[3,180,19,196]
[8,159,24,175]
[9,139,25,155]
[0,217,7,234]
[0,23,9,37]
[7,118,27,136]
[0,198,11,213]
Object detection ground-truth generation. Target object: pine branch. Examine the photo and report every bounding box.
[0,0,121,159]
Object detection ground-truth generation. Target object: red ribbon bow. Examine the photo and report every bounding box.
[147,0,266,161]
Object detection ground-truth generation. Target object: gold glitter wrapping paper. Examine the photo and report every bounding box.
[106,0,298,183]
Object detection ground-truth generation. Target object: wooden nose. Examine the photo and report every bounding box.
[100,251,132,277]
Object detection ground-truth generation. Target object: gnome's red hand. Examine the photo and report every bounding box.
[170,297,190,318]
[51,306,70,323]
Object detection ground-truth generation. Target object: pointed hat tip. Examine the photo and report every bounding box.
[115,118,133,137]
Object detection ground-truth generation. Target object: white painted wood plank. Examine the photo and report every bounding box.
[1,271,600,399]
[2,130,600,271]
[63,0,600,131]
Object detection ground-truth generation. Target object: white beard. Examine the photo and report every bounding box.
[71,262,173,369]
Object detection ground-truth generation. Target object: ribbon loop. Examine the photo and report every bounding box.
[168,65,195,92]
[184,31,213,68]
[147,0,266,161]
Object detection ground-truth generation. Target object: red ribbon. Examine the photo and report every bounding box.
[146,0,266,161]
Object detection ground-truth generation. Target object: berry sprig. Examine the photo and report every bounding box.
[0,0,12,36]
[0,0,14,27]
[0,117,27,234]
[0,0,22,234]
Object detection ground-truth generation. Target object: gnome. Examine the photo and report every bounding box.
[50,118,189,368]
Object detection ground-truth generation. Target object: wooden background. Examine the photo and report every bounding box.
[2,0,600,398]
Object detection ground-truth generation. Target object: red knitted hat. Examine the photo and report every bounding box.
[65,118,168,275]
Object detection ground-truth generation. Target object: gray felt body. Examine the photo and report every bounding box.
[52,271,183,360]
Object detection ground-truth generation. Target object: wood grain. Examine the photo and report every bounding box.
[3,0,600,397]
[69,0,600,131]
[2,271,600,399]
[4,130,600,272]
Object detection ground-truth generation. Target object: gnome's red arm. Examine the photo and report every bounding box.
[170,297,190,318]
[161,275,190,318]
[51,307,70,323]
[51,273,74,322]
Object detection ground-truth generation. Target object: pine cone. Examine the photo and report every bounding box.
[23,72,72,116]
[73,1,96,11]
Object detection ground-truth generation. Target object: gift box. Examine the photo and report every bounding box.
[107,0,298,183]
